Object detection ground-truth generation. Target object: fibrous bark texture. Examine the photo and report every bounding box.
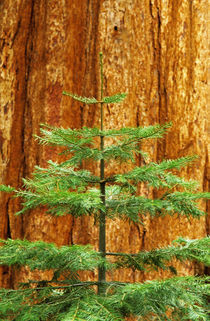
[0,0,209,288]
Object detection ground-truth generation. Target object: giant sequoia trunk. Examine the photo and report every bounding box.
[0,0,209,288]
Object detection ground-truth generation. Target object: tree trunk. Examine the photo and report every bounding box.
[0,0,209,288]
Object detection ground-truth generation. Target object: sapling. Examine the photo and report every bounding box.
[0,53,209,321]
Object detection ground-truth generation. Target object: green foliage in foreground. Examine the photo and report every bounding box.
[0,53,209,320]
[0,276,209,321]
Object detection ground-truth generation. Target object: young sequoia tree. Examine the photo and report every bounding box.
[0,53,209,320]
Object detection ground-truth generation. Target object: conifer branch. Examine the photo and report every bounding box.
[115,156,199,190]
[15,188,104,216]
[0,239,106,271]
[62,91,127,105]
[105,186,209,222]
[62,92,99,104]
[112,276,209,320]
[110,237,210,273]
[0,184,15,192]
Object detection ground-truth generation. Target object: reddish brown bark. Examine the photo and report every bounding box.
[0,0,209,289]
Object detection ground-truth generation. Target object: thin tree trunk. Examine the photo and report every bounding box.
[0,0,209,288]
[98,52,106,294]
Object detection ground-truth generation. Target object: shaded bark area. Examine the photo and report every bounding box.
[0,0,209,289]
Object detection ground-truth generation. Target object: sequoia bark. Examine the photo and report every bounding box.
[0,0,209,288]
